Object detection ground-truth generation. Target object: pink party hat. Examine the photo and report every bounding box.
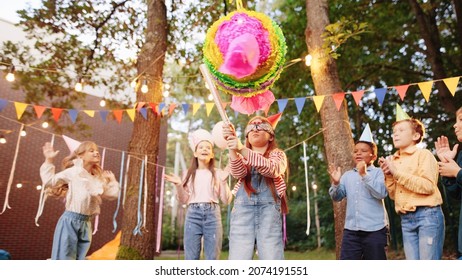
[62,135,82,154]
[188,129,214,152]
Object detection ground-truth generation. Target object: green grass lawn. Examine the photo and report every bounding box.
[156,248,336,260]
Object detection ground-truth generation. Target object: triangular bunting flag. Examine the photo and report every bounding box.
[149,102,159,115]
[351,90,365,106]
[417,81,433,102]
[332,93,345,111]
[192,103,201,116]
[51,108,63,122]
[0,99,7,112]
[221,102,228,111]
[394,84,409,101]
[205,102,214,116]
[182,103,189,115]
[99,110,108,123]
[159,103,166,113]
[443,77,459,96]
[313,96,325,112]
[136,102,146,111]
[126,109,136,121]
[33,105,46,118]
[374,88,387,105]
[113,110,123,124]
[168,104,177,116]
[83,110,95,117]
[294,97,306,115]
[139,107,147,119]
[264,106,271,116]
[14,102,28,120]
[276,99,288,113]
[68,109,78,124]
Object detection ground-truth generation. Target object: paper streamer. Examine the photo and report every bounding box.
[133,158,145,235]
[92,214,99,235]
[1,124,24,214]
[122,155,131,207]
[156,166,166,253]
[303,141,311,236]
[142,155,148,229]
[100,147,106,169]
[112,151,125,232]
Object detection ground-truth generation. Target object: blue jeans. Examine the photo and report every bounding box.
[183,203,223,260]
[400,205,445,260]
[51,211,92,260]
[228,168,283,260]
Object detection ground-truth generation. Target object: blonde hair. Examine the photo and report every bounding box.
[48,141,104,198]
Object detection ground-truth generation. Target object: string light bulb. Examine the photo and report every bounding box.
[305,54,312,67]
[163,90,170,98]
[0,135,6,144]
[207,93,213,101]
[130,79,138,88]
[99,99,106,107]
[5,65,15,82]
[41,121,49,129]
[16,183,23,188]
[74,76,84,92]
[141,79,148,94]
[20,127,27,137]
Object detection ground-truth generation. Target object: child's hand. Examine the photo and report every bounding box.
[378,156,395,175]
[328,164,341,185]
[42,142,59,162]
[222,122,236,140]
[225,135,244,152]
[438,159,462,178]
[356,160,367,177]
[435,136,458,162]
[164,173,182,186]
[102,170,116,182]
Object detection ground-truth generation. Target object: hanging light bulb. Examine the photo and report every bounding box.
[5,65,15,82]
[20,127,27,137]
[163,90,170,98]
[164,83,171,90]
[0,135,6,144]
[207,93,213,101]
[74,76,84,92]
[130,79,138,88]
[36,185,42,191]
[99,99,106,107]
[16,183,23,188]
[141,79,148,93]
[41,121,49,129]
[305,54,312,67]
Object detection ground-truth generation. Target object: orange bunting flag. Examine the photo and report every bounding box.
[351,90,365,106]
[126,109,136,121]
[33,105,46,118]
[51,108,63,122]
[83,110,95,117]
[14,102,28,120]
[221,102,228,111]
[393,84,409,101]
[332,93,345,111]
[113,110,123,124]
[192,103,201,116]
[205,102,214,116]
[443,77,459,96]
[149,103,159,115]
[168,104,177,116]
[136,102,146,111]
[418,81,433,102]
[313,96,325,112]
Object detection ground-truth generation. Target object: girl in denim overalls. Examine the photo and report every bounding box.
[165,129,231,260]
[223,114,288,260]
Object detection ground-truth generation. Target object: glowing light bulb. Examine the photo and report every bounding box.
[5,65,15,82]
[42,121,49,129]
[305,54,312,67]
[130,79,137,88]
[20,128,26,137]
[0,135,6,144]
[141,79,148,93]
[16,183,23,188]
[207,93,213,101]
[99,99,106,107]
[74,76,84,92]
[36,185,42,190]
[163,90,170,98]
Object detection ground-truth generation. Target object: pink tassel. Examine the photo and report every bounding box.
[230,90,275,114]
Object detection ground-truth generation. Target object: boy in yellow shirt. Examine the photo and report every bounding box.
[379,107,444,260]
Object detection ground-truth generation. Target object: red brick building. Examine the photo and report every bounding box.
[0,77,137,259]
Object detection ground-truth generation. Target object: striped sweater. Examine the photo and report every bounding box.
[229,148,287,197]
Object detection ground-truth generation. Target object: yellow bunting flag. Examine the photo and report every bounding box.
[126,109,136,121]
[313,95,325,112]
[205,103,214,116]
[14,102,28,120]
[192,103,201,116]
[351,90,365,106]
[332,93,345,111]
[417,81,433,102]
[83,110,95,117]
[443,77,460,96]
[113,110,123,124]
[394,84,410,101]
[33,105,46,118]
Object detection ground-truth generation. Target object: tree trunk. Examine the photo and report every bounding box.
[117,0,168,260]
[305,0,355,259]
[408,0,456,112]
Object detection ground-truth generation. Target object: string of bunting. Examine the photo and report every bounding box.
[0,75,460,124]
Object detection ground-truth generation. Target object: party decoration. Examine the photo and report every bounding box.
[202,5,287,114]
[188,129,214,152]
[396,104,411,122]
[266,112,282,129]
[212,121,228,150]
[359,123,375,143]
[62,135,81,154]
